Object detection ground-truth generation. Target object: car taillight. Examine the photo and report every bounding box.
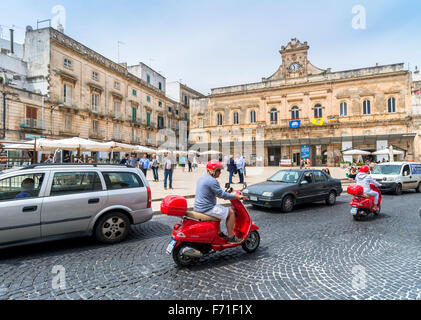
[147,187,151,208]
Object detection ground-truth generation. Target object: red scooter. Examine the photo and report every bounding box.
[161,184,260,267]
[347,183,382,221]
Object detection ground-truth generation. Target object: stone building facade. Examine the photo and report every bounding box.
[1,27,204,159]
[190,39,421,166]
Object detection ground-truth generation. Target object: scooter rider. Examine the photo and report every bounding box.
[194,160,244,244]
[356,165,382,211]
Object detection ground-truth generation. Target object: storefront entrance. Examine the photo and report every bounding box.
[268,147,281,166]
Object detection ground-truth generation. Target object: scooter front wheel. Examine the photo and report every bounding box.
[172,243,198,267]
[242,231,260,253]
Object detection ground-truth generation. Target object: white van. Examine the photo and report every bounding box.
[371,162,421,195]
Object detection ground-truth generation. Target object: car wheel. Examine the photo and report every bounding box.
[94,211,130,244]
[326,191,336,206]
[242,231,260,253]
[415,182,421,193]
[394,183,402,195]
[281,195,294,213]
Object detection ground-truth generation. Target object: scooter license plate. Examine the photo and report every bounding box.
[166,239,176,255]
[351,207,358,215]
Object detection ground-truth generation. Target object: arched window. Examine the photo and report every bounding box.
[340,102,348,117]
[270,108,278,124]
[314,104,322,118]
[250,110,256,124]
[217,113,223,126]
[363,100,371,115]
[388,97,396,113]
[291,106,299,120]
[233,112,239,125]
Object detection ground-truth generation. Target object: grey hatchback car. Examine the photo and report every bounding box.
[0,164,153,248]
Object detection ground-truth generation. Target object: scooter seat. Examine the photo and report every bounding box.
[186,211,220,222]
[360,194,371,198]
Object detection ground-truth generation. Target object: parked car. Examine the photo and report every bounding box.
[371,162,421,195]
[243,169,343,213]
[0,163,153,249]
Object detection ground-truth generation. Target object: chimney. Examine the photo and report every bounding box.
[9,29,14,54]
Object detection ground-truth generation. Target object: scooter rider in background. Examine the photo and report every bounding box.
[194,160,245,244]
[356,165,382,211]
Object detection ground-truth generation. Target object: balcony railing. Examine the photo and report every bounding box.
[131,137,142,144]
[22,118,46,130]
[89,130,105,140]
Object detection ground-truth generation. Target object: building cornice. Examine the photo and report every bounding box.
[208,70,410,99]
[46,28,167,99]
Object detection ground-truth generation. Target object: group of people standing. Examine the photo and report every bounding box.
[120,153,174,189]
[179,155,199,173]
[226,155,247,185]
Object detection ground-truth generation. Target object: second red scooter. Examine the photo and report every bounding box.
[347,183,382,221]
[161,184,260,267]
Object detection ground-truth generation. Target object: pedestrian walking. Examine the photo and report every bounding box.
[227,155,236,184]
[128,154,138,168]
[139,154,150,178]
[180,155,186,173]
[120,154,130,165]
[193,155,198,170]
[163,153,174,190]
[151,154,160,182]
[300,159,304,169]
[235,154,245,184]
[188,157,193,172]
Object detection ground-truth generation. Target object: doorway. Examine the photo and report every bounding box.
[268,147,281,166]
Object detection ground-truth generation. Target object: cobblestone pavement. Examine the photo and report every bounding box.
[0,192,421,300]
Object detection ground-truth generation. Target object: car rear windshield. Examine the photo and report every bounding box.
[371,165,401,175]
[267,170,301,183]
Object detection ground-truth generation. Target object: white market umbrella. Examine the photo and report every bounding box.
[372,148,404,156]
[156,149,173,155]
[136,146,156,154]
[2,139,49,150]
[342,149,372,155]
[199,150,222,155]
[38,137,109,152]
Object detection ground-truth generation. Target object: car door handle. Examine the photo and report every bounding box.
[88,198,100,204]
[22,206,38,212]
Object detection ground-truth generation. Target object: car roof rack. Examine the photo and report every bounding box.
[20,163,132,170]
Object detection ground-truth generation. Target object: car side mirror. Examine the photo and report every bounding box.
[301,180,308,185]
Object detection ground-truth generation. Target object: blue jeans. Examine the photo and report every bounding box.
[238,169,244,183]
[229,171,235,184]
[152,167,159,181]
[164,169,173,188]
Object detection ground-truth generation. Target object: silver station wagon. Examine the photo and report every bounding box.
[0,164,153,248]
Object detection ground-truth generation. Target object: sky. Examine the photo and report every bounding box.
[1,0,420,95]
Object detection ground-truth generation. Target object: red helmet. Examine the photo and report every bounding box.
[206,160,223,173]
[359,165,370,173]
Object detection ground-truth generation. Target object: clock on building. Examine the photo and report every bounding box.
[288,62,301,72]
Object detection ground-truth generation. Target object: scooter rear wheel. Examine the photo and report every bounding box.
[172,243,198,267]
[242,231,260,253]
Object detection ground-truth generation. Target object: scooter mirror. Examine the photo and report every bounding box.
[242,183,248,190]
[225,183,231,189]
